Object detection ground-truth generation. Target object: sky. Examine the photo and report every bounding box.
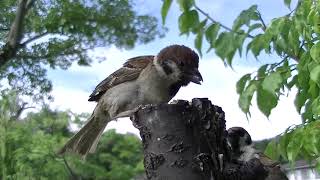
[47,0,301,140]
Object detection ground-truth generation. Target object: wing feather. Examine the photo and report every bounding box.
[88,56,154,101]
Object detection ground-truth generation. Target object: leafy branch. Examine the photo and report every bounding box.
[193,4,254,38]
[194,3,301,62]
[20,32,49,46]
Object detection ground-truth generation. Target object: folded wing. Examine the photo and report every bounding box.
[88,56,154,101]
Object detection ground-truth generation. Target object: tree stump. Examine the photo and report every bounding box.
[132,98,268,180]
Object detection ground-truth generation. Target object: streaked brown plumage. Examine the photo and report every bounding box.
[88,56,154,102]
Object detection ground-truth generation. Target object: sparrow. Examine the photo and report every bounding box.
[58,45,203,158]
[227,127,288,180]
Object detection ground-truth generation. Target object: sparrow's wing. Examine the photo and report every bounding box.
[256,152,280,167]
[88,55,154,101]
[256,152,289,180]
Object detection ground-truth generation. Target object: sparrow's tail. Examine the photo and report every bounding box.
[58,113,109,159]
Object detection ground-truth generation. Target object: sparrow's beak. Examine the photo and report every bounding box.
[186,68,203,85]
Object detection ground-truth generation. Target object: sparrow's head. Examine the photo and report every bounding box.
[155,45,203,85]
[227,127,252,157]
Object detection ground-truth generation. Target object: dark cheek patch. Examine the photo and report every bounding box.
[162,62,173,75]
[245,136,252,145]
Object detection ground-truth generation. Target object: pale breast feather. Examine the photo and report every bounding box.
[88,56,154,101]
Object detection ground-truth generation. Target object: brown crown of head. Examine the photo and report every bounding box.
[157,45,199,69]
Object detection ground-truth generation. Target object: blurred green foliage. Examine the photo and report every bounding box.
[0,0,164,100]
[0,91,144,180]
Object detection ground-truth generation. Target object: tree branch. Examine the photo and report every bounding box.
[21,32,49,46]
[0,0,35,68]
[193,4,254,38]
[63,157,79,180]
[193,3,301,62]
[10,102,35,120]
[26,0,36,11]
[7,0,28,47]
[16,54,50,59]
[257,11,267,31]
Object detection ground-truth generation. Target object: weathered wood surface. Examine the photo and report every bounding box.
[132,98,267,180]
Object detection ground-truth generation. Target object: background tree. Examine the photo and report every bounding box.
[0,91,143,180]
[161,0,320,168]
[69,130,144,180]
[0,0,164,100]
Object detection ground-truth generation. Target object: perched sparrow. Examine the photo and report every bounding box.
[58,45,203,158]
[227,127,288,180]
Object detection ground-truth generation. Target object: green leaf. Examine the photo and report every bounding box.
[272,18,287,35]
[279,131,292,160]
[310,65,320,87]
[246,34,267,57]
[194,31,203,57]
[234,33,247,57]
[214,32,236,65]
[177,0,194,11]
[312,12,320,34]
[257,88,278,117]
[311,97,320,116]
[284,0,291,9]
[239,81,258,114]
[262,72,283,93]
[287,132,302,163]
[308,80,319,98]
[302,100,314,121]
[193,19,207,33]
[316,159,320,172]
[257,64,268,79]
[288,26,300,55]
[236,74,251,94]
[248,23,263,33]
[297,69,310,89]
[178,10,199,34]
[205,23,220,50]
[232,5,259,31]
[294,89,308,113]
[264,140,279,160]
[161,0,173,25]
[287,75,297,89]
[276,60,292,82]
[310,42,320,62]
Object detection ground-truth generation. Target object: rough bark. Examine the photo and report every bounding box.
[132,98,268,180]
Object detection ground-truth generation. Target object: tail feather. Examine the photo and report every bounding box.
[58,115,108,158]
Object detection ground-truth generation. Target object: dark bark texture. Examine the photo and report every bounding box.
[132,98,268,180]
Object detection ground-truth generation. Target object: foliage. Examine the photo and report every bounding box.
[265,121,320,167]
[69,130,144,180]
[0,92,143,179]
[161,0,320,166]
[0,0,164,100]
